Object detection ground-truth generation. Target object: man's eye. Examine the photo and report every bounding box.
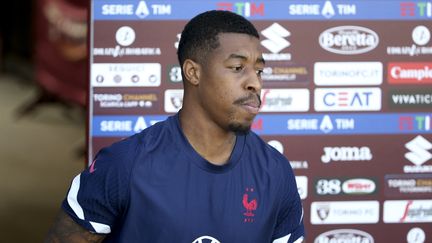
[231,66,244,72]
[256,69,264,76]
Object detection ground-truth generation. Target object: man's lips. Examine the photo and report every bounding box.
[241,103,260,114]
[239,97,261,114]
[235,94,262,107]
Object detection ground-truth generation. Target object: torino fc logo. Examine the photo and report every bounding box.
[192,236,220,243]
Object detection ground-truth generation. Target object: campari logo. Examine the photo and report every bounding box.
[388,63,432,84]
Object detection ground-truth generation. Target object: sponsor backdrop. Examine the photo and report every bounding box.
[89,1,432,242]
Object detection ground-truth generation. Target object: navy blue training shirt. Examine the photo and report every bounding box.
[62,114,305,243]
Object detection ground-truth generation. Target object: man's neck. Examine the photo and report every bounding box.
[179,109,236,166]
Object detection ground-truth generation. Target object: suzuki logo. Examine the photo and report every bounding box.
[405,135,432,165]
[135,1,150,18]
[192,236,220,243]
[260,23,290,53]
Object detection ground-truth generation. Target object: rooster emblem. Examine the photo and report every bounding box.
[242,192,258,217]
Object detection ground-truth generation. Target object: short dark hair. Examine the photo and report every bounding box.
[177,10,259,70]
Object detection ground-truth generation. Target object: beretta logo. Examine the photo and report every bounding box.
[314,229,374,243]
[319,26,379,55]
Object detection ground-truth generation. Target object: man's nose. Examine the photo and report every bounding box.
[245,69,262,93]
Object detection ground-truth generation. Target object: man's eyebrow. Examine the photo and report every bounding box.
[227,54,266,64]
[227,53,247,61]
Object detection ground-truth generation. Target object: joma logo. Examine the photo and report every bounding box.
[321,146,373,163]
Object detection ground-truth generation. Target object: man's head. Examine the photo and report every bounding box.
[178,11,264,134]
[177,10,259,72]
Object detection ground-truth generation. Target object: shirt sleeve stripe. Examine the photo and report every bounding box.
[90,221,111,234]
[299,207,304,224]
[66,174,112,234]
[294,236,304,243]
[273,234,305,243]
[67,174,85,220]
[273,234,290,243]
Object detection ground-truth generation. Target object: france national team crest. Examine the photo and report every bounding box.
[242,187,258,223]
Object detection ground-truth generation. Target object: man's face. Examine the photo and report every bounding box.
[198,33,264,133]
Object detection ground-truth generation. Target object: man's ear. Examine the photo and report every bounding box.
[182,59,201,86]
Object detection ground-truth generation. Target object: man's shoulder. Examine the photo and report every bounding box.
[95,117,173,165]
[245,131,291,171]
[246,132,287,160]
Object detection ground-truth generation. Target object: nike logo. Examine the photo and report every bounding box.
[89,159,97,173]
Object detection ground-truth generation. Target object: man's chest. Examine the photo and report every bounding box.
[121,164,280,242]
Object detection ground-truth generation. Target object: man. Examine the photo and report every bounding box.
[45,10,305,243]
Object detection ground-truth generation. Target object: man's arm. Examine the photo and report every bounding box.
[44,209,106,243]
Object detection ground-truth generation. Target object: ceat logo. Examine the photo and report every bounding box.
[192,236,220,243]
[216,2,264,17]
[314,88,381,111]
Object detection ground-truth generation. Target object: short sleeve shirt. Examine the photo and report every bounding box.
[62,114,305,243]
